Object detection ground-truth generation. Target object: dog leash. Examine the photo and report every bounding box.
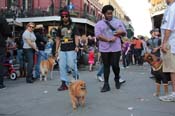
[67,66,79,80]
[36,51,79,80]
[35,51,48,60]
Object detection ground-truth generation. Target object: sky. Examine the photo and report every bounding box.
[116,0,152,37]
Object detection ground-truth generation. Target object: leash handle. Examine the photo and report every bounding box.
[35,51,48,59]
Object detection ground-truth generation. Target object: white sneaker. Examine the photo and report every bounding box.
[121,67,125,69]
[119,79,126,84]
[97,76,104,82]
[159,93,175,102]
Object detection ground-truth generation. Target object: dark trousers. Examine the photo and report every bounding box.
[122,53,130,67]
[23,48,34,81]
[134,49,142,65]
[101,51,121,84]
[0,48,6,85]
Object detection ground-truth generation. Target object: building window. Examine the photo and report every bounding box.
[28,0,33,10]
[93,10,95,15]
[90,9,93,15]
[60,0,68,8]
[7,0,13,9]
[84,3,87,12]
[22,0,26,10]
[87,5,89,13]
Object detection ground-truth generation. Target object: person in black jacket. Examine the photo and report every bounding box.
[0,15,12,89]
[34,25,47,79]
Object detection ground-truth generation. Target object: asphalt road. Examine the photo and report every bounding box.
[0,63,175,116]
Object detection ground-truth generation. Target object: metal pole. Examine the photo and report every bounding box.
[12,9,16,39]
[51,0,54,15]
[67,0,70,6]
[59,0,62,15]
[85,23,87,35]
[12,0,17,39]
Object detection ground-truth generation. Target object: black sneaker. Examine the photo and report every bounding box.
[149,76,155,79]
[57,84,68,91]
[115,82,121,89]
[0,84,6,89]
[114,79,120,89]
[101,83,110,92]
[32,77,38,81]
[26,79,34,83]
[114,77,121,89]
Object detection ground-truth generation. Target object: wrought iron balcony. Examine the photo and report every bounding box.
[0,8,101,23]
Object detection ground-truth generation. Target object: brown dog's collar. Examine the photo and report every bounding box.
[152,62,163,71]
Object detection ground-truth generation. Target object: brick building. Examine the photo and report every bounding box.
[149,0,167,29]
[1,0,105,35]
[0,0,133,36]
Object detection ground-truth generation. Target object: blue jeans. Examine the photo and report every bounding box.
[23,48,34,80]
[35,50,47,78]
[16,49,25,68]
[122,53,130,67]
[59,51,79,82]
[97,63,104,77]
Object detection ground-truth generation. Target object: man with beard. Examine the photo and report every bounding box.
[55,10,80,91]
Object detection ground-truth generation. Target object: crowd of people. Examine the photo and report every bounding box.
[0,1,175,102]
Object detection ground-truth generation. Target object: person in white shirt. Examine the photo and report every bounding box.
[159,0,175,102]
[22,22,38,83]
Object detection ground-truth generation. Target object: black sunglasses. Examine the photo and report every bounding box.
[29,26,35,29]
[61,15,69,18]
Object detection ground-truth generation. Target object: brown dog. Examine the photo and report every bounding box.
[40,56,56,81]
[143,53,170,96]
[69,80,87,110]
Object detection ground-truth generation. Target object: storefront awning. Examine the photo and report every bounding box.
[6,19,23,27]
[7,16,95,27]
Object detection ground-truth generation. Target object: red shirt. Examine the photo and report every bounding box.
[88,51,94,61]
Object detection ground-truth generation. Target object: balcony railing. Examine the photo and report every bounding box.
[0,8,102,23]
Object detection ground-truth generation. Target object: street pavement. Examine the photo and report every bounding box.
[0,63,175,116]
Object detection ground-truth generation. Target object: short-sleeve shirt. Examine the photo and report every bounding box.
[133,39,142,49]
[147,37,161,56]
[122,42,130,53]
[95,18,126,52]
[22,30,36,49]
[57,23,80,51]
[161,2,175,53]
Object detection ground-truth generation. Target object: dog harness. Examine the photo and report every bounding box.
[152,61,163,71]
